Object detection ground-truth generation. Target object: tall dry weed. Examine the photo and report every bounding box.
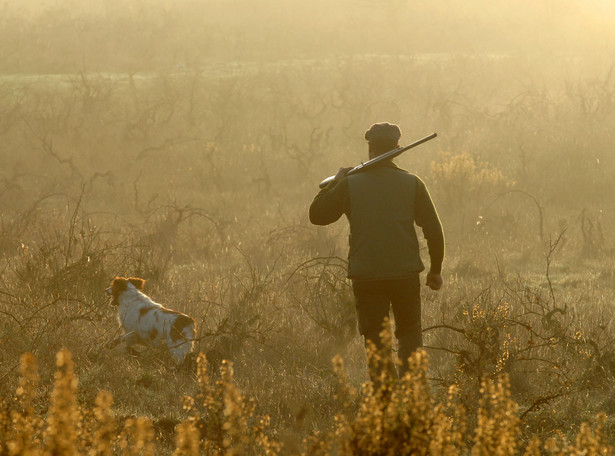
[330,349,467,456]
[175,354,280,455]
[471,375,519,456]
[44,349,82,454]
[1,349,613,455]
[6,352,41,456]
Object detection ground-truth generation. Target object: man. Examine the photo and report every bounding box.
[309,122,444,379]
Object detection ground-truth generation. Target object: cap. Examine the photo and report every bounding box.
[364,122,402,143]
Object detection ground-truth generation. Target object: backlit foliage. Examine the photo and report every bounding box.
[1,349,613,454]
[430,150,513,212]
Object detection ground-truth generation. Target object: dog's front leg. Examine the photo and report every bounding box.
[105,334,124,350]
[124,332,140,357]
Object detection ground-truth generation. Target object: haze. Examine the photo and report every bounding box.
[2,0,615,453]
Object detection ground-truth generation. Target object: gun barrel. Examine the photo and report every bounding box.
[318,132,437,188]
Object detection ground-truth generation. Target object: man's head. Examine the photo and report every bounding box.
[365,122,401,158]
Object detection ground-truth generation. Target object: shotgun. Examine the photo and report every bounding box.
[318,132,437,188]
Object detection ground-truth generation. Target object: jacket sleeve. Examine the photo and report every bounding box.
[414,177,445,274]
[309,178,349,226]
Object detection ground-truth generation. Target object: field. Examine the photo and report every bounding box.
[2,1,615,454]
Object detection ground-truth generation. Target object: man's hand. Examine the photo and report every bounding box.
[426,272,443,291]
[334,167,353,182]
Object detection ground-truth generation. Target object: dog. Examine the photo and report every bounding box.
[106,277,196,363]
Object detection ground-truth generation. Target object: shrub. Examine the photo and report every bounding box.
[430,150,513,215]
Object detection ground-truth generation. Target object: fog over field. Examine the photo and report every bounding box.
[2,1,615,454]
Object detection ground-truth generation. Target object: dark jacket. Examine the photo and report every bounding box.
[309,161,444,280]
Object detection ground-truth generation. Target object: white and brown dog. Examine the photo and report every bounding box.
[107,277,196,363]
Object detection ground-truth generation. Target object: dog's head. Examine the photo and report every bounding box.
[106,276,146,306]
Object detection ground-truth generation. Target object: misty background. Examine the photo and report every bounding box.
[2,0,615,451]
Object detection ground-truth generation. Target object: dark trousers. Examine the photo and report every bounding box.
[352,274,422,378]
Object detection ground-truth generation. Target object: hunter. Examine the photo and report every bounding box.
[309,122,444,379]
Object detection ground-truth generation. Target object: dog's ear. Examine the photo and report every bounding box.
[110,277,128,293]
[128,277,146,290]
